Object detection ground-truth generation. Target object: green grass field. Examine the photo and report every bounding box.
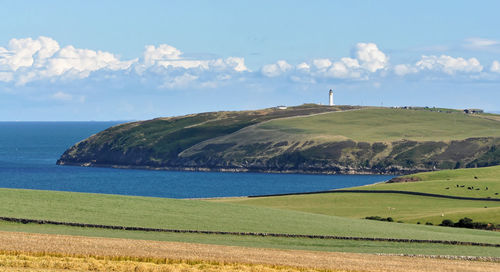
[258,108,500,142]
[216,166,500,226]
[217,193,500,225]
[0,188,499,245]
[354,165,500,199]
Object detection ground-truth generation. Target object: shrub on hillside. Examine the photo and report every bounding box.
[439,217,497,230]
[365,216,394,222]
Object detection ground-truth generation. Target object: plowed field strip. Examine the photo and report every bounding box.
[0,231,498,272]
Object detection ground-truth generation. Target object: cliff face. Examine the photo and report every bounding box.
[57,106,500,175]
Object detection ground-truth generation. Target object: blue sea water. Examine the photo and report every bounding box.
[0,122,394,198]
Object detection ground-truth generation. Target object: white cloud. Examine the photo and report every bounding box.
[415,55,483,75]
[464,38,500,51]
[261,60,292,77]
[393,64,417,76]
[491,61,500,73]
[0,37,247,86]
[354,43,388,72]
[138,44,248,74]
[0,71,13,82]
[1,37,500,91]
[286,43,386,80]
[325,58,362,79]
[296,62,310,71]
[51,91,73,101]
[0,37,59,71]
[160,73,198,88]
[312,59,332,70]
[0,36,135,85]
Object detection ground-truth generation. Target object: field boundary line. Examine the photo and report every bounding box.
[247,189,500,202]
[0,216,499,248]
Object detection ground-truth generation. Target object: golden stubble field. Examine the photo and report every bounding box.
[0,231,498,272]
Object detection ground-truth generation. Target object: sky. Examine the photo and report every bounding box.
[1,0,500,121]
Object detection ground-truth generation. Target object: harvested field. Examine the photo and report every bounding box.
[0,252,329,272]
[0,231,498,272]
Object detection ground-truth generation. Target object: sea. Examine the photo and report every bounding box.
[0,122,394,198]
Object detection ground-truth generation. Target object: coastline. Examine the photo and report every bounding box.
[57,161,421,176]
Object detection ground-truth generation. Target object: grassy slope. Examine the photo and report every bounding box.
[217,193,500,225]
[354,165,500,198]
[0,188,499,244]
[258,108,500,142]
[216,166,500,225]
[59,104,353,164]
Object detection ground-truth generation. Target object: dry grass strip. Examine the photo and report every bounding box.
[0,251,332,272]
[0,231,498,272]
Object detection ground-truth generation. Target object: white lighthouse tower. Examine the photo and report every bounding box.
[329,89,334,106]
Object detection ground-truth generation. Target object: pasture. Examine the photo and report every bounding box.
[354,165,500,198]
[258,108,500,142]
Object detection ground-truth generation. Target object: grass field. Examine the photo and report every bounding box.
[354,165,500,199]
[216,193,500,225]
[258,108,500,142]
[215,166,500,226]
[0,188,499,244]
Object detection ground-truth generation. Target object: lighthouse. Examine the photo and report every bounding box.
[329,89,334,106]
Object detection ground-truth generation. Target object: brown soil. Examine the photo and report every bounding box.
[0,231,498,272]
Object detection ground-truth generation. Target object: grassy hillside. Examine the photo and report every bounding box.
[57,104,353,166]
[58,106,500,174]
[216,166,500,225]
[355,165,500,198]
[0,188,499,244]
[217,192,500,225]
[258,108,500,142]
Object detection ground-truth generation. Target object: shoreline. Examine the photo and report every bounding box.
[57,161,422,176]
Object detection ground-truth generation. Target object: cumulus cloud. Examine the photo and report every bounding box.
[354,43,388,72]
[1,36,500,91]
[0,36,248,87]
[0,36,135,84]
[261,60,292,77]
[137,44,248,75]
[393,64,417,76]
[393,55,484,78]
[416,55,483,75]
[283,43,387,81]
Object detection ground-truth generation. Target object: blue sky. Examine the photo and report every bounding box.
[1,0,500,120]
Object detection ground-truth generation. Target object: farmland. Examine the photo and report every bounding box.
[1,232,497,272]
[215,166,500,225]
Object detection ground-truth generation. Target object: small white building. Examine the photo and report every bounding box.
[276,105,288,110]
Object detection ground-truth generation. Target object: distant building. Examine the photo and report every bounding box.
[463,109,483,114]
[276,105,288,110]
[329,89,334,106]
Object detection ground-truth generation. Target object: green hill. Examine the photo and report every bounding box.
[215,166,500,225]
[57,105,500,174]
